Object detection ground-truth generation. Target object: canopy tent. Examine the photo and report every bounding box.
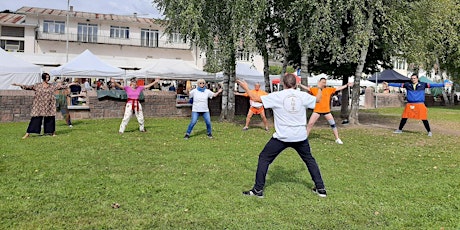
[368,69,410,83]
[419,76,443,96]
[129,58,214,80]
[0,47,41,90]
[217,62,267,88]
[49,49,125,77]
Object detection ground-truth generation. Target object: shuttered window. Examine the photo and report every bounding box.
[1,26,25,37]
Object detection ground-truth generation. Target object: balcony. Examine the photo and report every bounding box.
[36,31,191,50]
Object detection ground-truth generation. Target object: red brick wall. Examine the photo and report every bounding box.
[1,90,250,122]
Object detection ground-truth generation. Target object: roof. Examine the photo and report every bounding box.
[16,6,160,25]
[0,13,26,25]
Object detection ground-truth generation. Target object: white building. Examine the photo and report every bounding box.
[0,6,204,73]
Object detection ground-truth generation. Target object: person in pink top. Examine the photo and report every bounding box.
[111,77,160,134]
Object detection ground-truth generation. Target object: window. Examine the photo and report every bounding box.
[394,58,406,70]
[43,20,65,34]
[141,29,158,47]
[237,50,250,61]
[1,26,25,37]
[77,23,98,43]
[169,33,185,44]
[0,40,25,52]
[110,26,129,39]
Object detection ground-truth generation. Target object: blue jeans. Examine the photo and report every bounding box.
[253,138,325,191]
[186,112,212,135]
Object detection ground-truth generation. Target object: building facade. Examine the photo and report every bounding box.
[0,6,204,72]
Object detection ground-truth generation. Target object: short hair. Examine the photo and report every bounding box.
[319,77,327,81]
[283,73,297,88]
[411,73,419,78]
[41,73,50,81]
[196,79,206,84]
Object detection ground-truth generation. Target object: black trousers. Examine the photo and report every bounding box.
[26,116,55,134]
[253,138,325,191]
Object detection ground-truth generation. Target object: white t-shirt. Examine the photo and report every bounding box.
[189,88,215,112]
[261,88,317,142]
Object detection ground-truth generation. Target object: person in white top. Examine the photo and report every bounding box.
[237,73,327,198]
[184,79,223,139]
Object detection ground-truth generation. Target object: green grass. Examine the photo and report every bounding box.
[1,108,459,229]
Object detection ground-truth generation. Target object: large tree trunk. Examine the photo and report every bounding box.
[299,43,311,88]
[340,76,350,120]
[219,51,236,122]
[349,12,374,125]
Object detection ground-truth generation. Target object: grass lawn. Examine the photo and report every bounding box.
[1,107,459,229]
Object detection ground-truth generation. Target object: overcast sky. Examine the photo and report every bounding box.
[0,0,163,18]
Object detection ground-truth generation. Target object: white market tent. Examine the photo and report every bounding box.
[130,58,214,80]
[216,62,270,88]
[49,49,125,77]
[0,47,41,90]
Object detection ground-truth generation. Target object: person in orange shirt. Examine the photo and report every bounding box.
[235,83,269,131]
[299,78,352,144]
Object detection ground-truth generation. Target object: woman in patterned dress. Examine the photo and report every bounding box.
[12,73,72,139]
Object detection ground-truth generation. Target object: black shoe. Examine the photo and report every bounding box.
[312,187,327,197]
[242,188,264,198]
[184,134,190,140]
[207,133,213,139]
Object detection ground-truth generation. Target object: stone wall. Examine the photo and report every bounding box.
[1,90,251,122]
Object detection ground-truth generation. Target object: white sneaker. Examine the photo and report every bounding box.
[335,138,343,144]
[428,132,432,137]
[393,129,403,134]
[69,125,73,128]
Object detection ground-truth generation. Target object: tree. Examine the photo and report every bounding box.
[153,0,266,121]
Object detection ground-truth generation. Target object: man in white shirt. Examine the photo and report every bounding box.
[237,73,327,198]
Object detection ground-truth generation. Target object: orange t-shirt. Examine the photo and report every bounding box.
[310,87,336,113]
[243,89,268,108]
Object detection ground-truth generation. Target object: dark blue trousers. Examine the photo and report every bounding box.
[253,138,325,191]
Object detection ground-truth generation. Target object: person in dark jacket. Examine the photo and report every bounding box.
[387,74,444,136]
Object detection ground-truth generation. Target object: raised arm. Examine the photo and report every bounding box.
[213,88,223,98]
[335,82,353,91]
[298,83,310,92]
[144,78,161,89]
[110,78,124,89]
[236,79,262,102]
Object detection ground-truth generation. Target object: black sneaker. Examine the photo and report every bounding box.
[207,133,213,139]
[242,188,264,198]
[312,187,327,197]
[184,134,190,140]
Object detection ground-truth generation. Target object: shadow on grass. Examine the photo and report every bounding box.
[265,165,313,190]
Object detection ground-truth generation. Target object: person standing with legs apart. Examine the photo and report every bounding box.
[299,78,353,144]
[111,77,160,134]
[184,79,222,139]
[234,83,269,131]
[387,73,444,136]
[11,73,74,139]
[54,79,73,128]
[237,73,327,198]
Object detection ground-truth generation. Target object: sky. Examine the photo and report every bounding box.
[0,0,163,18]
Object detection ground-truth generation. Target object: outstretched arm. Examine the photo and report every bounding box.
[428,83,445,88]
[11,83,33,90]
[110,78,124,89]
[212,88,223,98]
[298,83,310,92]
[335,82,353,91]
[144,78,161,89]
[236,80,262,102]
